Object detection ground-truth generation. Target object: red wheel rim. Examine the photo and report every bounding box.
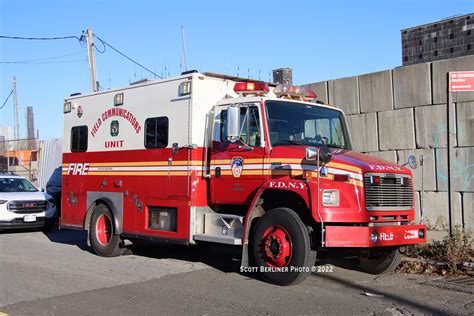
[96,214,112,246]
[261,225,293,267]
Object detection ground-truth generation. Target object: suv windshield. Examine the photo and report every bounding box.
[265,100,351,149]
[0,178,38,192]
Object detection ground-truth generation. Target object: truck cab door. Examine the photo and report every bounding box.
[210,103,265,204]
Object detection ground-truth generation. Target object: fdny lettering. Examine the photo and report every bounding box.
[91,108,142,137]
[105,140,124,148]
[67,163,90,175]
[379,232,394,241]
[269,181,305,189]
[368,164,403,172]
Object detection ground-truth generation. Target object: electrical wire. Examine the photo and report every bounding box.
[1,59,88,64]
[0,51,86,64]
[0,90,13,109]
[0,35,82,41]
[94,34,162,79]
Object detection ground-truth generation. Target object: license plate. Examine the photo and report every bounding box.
[23,215,37,223]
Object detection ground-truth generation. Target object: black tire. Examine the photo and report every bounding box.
[357,247,403,274]
[89,204,121,257]
[251,207,316,286]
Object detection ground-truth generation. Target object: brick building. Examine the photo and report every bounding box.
[401,13,474,65]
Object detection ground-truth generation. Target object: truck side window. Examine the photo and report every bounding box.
[70,126,88,152]
[216,106,260,146]
[145,117,169,148]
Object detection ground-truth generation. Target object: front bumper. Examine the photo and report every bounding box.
[0,217,48,229]
[325,224,426,247]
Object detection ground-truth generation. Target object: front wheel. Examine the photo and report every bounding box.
[251,208,316,286]
[357,247,403,274]
[89,204,122,257]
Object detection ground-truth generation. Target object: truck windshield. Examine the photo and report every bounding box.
[265,100,350,149]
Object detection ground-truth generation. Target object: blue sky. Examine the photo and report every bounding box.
[1,0,473,139]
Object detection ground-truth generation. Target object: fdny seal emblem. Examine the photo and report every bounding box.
[231,157,244,178]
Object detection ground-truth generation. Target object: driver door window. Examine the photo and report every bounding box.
[214,105,261,148]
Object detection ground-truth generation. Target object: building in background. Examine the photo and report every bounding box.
[272,68,293,85]
[402,13,474,66]
[26,106,36,150]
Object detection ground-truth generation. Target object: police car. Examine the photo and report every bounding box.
[0,172,56,230]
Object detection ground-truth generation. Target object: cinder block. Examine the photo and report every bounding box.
[398,149,436,191]
[456,102,474,147]
[378,108,416,150]
[393,62,432,108]
[359,70,393,113]
[421,192,462,231]
[432,55,474,104]
[463,193,474,231]
[328,76,359,115]
[345,113,378,152]
[364,151,398,164]
[435,147,474,192]
[415,104,447,148]
[303,81,328,104]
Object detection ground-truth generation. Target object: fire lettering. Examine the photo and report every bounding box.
[67,163,90,175]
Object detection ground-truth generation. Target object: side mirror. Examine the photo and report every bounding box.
[306,146,332,164]
[407,155,417,169]
[227,105,240,142]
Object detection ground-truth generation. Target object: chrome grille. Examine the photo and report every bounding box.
[364,173,413,211]
[8,200,47,214]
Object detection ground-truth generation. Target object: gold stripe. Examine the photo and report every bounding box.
[327,162,362,174]
[210,158,263,164]
[63,161,201,167]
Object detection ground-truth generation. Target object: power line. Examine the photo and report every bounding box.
[0,90,13,109]
[0,59,88,64]
[0,35,83,41]
[93,34,162,79]
[0,51,86,64]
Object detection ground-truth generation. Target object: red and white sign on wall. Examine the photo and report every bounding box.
[449,71,474,92]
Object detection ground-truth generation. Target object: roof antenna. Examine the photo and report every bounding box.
[181,26,188,72]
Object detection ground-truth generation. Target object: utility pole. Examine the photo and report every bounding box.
[12,76,19,150]
[181,26,188,72]
[86,28,98,92]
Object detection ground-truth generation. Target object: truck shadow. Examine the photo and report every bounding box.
[42,227,91,252]
[128,241,243,273]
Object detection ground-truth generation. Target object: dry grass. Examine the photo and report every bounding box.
[397,228,474,275]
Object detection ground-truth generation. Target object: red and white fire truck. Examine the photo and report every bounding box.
[61,71,426,285]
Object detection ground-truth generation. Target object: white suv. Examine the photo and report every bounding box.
[0,172,56,230]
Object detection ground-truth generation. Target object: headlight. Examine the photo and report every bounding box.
[0,200,8,204]
[322,190,339,206]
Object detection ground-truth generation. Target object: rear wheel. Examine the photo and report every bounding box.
[357,247,403,274]
[89,204,121,257]
[251,208,316,286]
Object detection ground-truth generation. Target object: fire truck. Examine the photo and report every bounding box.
[61,71,426,285]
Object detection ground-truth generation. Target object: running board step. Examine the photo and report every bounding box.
[193,234,242,245]
[192,213,244,245]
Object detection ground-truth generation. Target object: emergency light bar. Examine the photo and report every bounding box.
[274,84,317,100]
[233,82,269,95]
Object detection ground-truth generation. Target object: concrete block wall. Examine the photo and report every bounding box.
[303,55,474,232]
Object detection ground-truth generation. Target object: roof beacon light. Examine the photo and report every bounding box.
[274,84,317,101]
[233,82,269,96]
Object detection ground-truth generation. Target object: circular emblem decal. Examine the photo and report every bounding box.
[231,157,244,178]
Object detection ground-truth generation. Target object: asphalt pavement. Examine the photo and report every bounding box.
[0,228,473,315]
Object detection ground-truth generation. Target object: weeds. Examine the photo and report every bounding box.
[397,228,473,275]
